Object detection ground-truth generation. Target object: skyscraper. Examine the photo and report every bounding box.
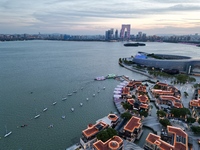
[120,24,131,39]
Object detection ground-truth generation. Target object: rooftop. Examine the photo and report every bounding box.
[124,116,141,133]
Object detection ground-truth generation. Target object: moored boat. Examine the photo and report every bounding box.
[4,131,12,138]
[68,93,72,96]
[43,107,48,112]
[94,76,106,81]
[4,126,12,138]
[34,114,40,119]
[62,97,67,101]
[71,108,74,112]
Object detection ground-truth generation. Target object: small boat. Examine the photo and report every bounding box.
[86,98,89,101]
[68,93,72,96]
[62,97,67,101]
[52,102,57,105]
[43,108,48,112]
[34,114,40,119]
[103,87,106,90]
[81,87,83,90]
[4,126,12,138]
[34,109,40,119]
[62,115,65,119]
[71,108,74,112]
[4,131,12,138]
[93,94,95,97]
[73,90,77,93]
[95,76,106,81]
[80,103,83,106]
[48,124,53,128]
[21,124,28,128]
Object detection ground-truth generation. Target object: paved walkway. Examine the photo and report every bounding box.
[142,116,162,135]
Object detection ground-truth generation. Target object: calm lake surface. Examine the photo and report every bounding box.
[0,41,199,150]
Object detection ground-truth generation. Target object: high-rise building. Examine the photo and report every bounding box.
[115,29,118,39]
[120,24,131,39]
[105,28,114,40]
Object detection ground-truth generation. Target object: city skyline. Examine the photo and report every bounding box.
[0,0,200,35]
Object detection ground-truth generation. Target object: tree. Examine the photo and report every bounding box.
[139,110,148,117]
[157,110,166,118]
[122,102,132,110]
[198,118,200,124]
[159,119,171,127]
[121,112,132,120]
[97,128,118,142]
[170,108,191,118]
[184,91,189,98]
[191,126,200,134]
[186,117,196,123]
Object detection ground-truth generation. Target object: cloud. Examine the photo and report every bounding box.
[0,0,200,34]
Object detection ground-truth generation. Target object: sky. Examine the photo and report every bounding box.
[0,0,200,35]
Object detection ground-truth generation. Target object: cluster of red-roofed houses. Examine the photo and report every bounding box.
[144,126,188,150]
[151,82,183,109]
[189,89,200,120]
[73,78,193,150]
[79,114,143,150]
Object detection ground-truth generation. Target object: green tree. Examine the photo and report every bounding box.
[170,108,191,118]
[198,118,200,124]
[159,119,171,127]
[157,110,166,118]
[191,126,200,134]
[121,112,132,120]
[186,117,196,123]
[139,110,148,117]
[122,103,132,110]
[96,128,118,142]
[184,91,189,98]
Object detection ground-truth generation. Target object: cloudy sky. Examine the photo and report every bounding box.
[0,0,200,35]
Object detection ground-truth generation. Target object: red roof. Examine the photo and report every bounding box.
[122,87,130,95]
[157,82,168,87]
[140,103,148,109]
[127,99,135,105]
[127,81,142,87]
[124,116,141,133]
[137,85,147,93]
[190,99,200,107]
[146,126,188,150]
[138,95,148,103]
[93,136,123,150]
[151,89,174,95]
[82,121,108,138]
[108,114,119,122]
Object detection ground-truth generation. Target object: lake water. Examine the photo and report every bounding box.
[0,41,199,150]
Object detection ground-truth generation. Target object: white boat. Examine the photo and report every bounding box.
[93,94,95,97]
[62,115,65,119]
[52,102,57,105]
[86,98,89,101]
[62,97,67,101]
[43,107,48,112]
[34,109,40,119]
[81,87,83,90]
[103,87,106,90]
[71,108,74,112]
[48,124,53,128]
[73,90,77,93]
[4,126,12,138]
[80,103,83,106]
[68,93,72,96]
[4,131,12,138]
[34,114,40,119]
